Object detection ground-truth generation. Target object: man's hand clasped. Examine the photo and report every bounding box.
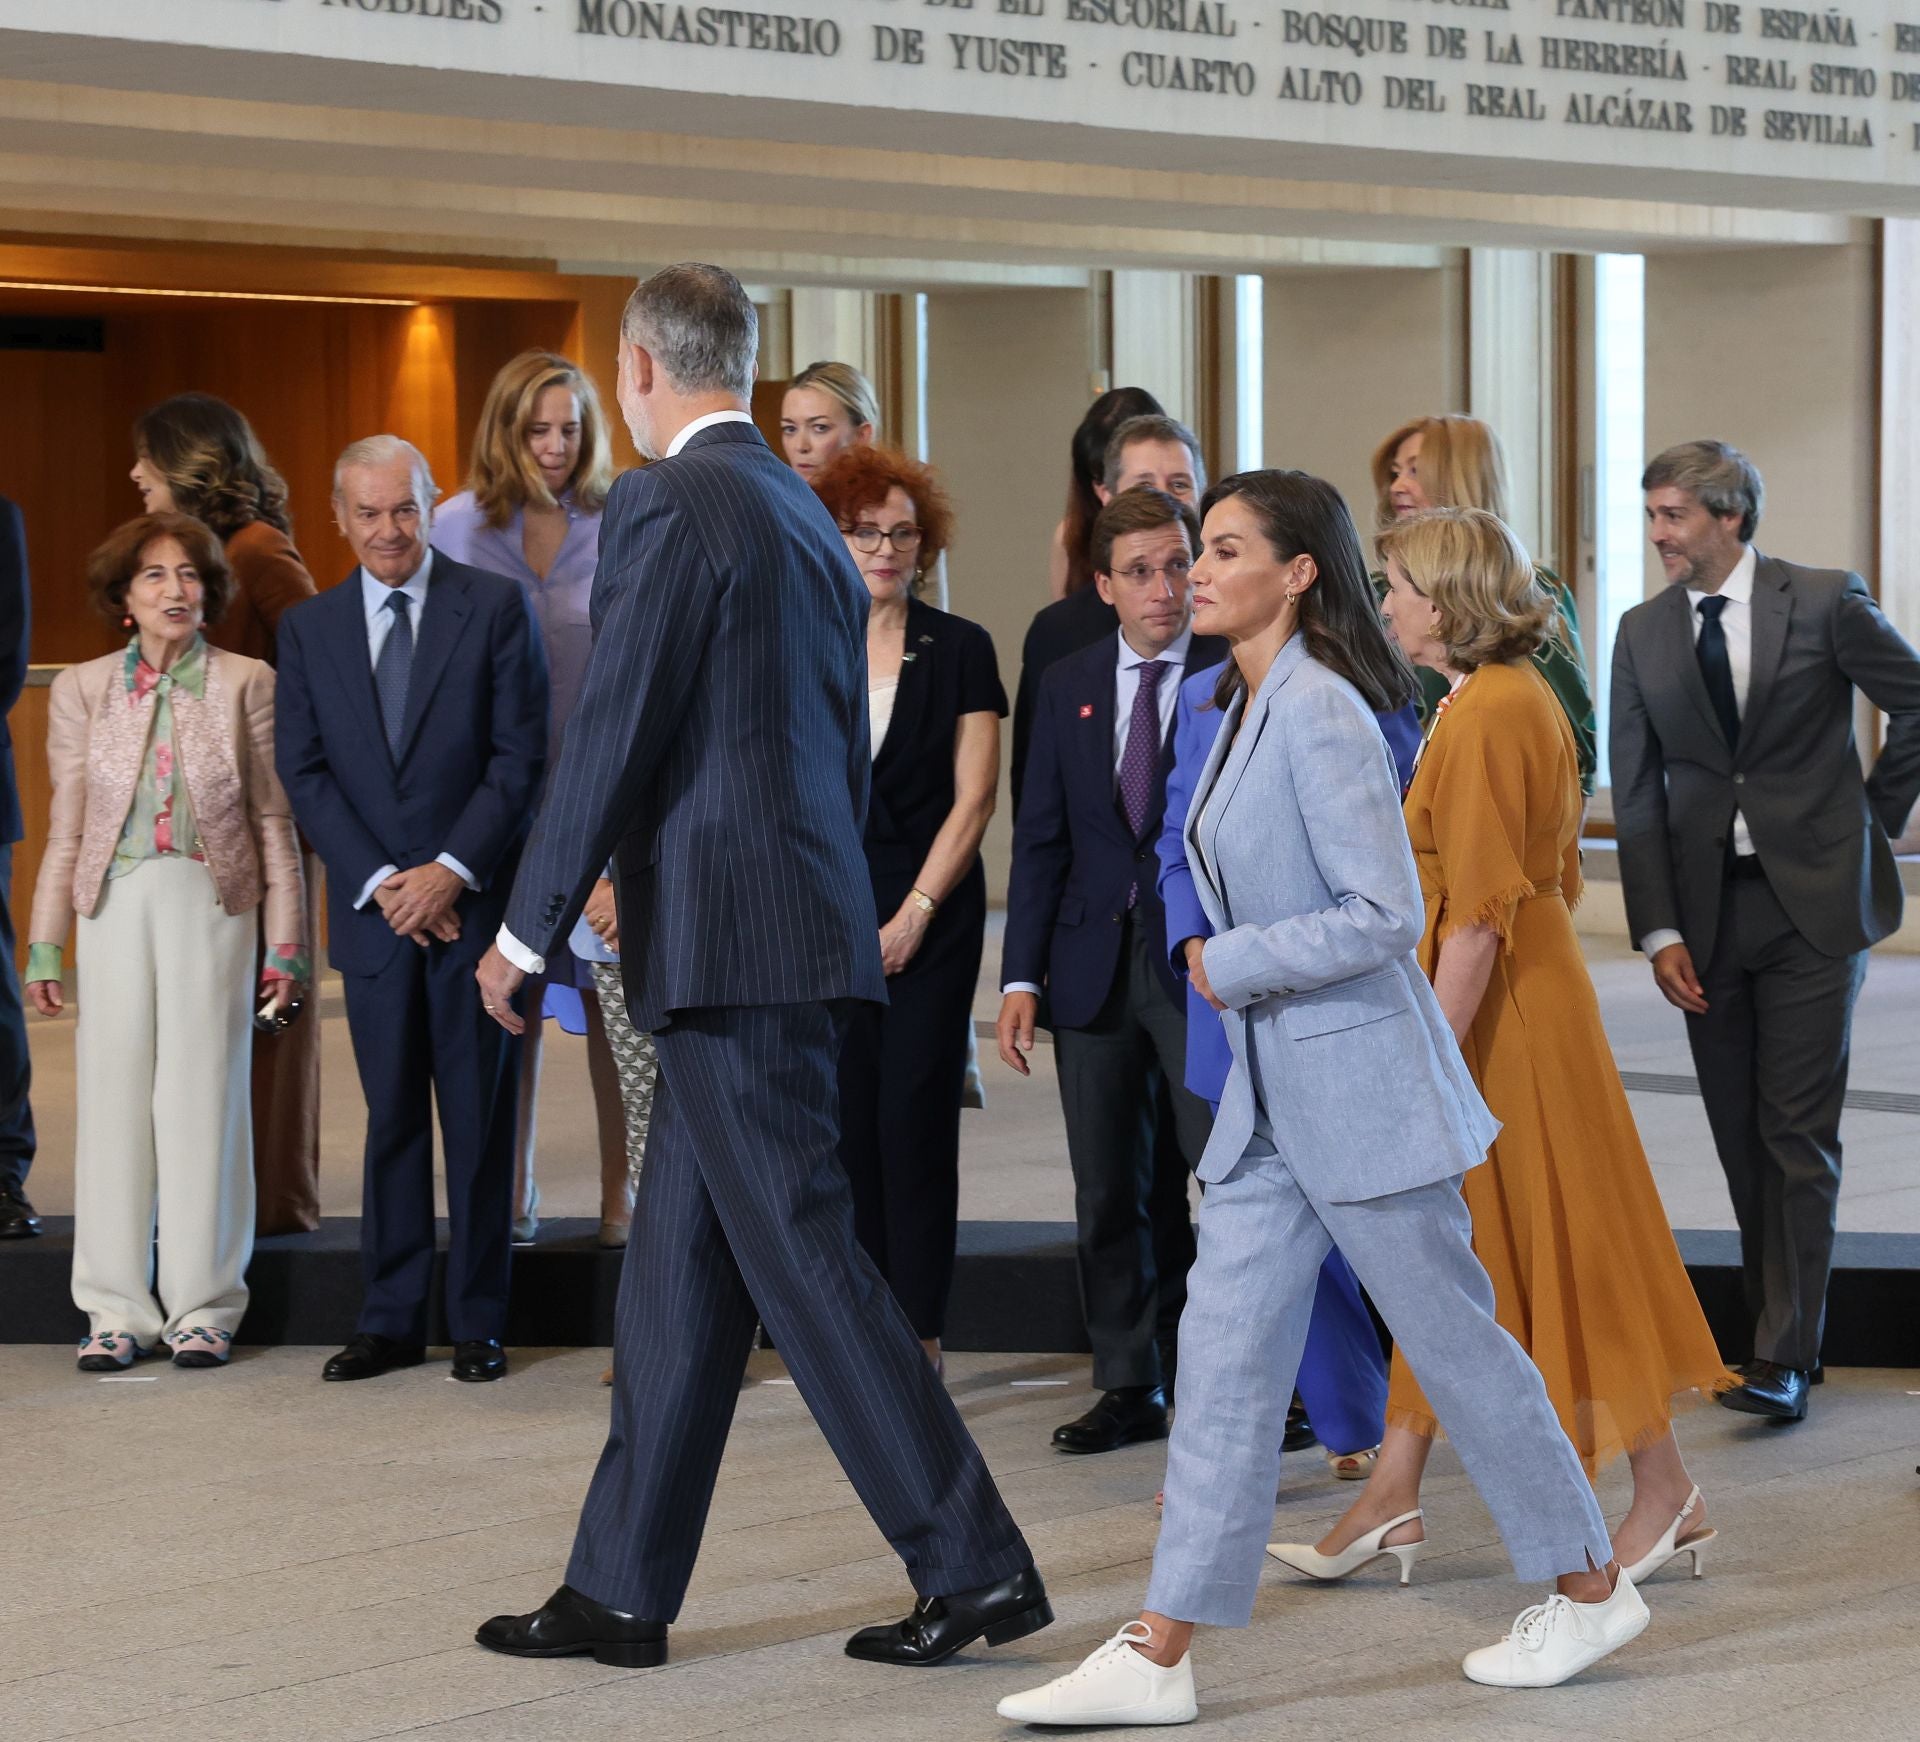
[376,861,465,945]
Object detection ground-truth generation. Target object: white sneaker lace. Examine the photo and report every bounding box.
[1057,1621,1158,1685]
[1508,1594,1574,1652]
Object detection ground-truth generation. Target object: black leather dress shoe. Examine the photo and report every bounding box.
[477,1584,667,1668]
[1720,1361,1810,1423]
[1052,1385,1169,1454]
[1283,1391,1319,1453]
[322,1333,425,1382]
[0,1187,41,1239]
[1742,1357,1824,1385]
[845,1565,1052,1666]
[452,1339,508,1382]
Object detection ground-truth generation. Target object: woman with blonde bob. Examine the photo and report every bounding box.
[780,360,878,480]
[1371,414,1598,795]
[1270,506,1732,1594]
[433,350,629,1247]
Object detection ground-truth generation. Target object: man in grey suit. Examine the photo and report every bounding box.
[1612,440,1920,1423]
[470,264,1047,1671]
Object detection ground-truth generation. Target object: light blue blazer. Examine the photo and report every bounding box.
[1188,635,1498,1200]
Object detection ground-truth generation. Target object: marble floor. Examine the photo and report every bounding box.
[4,1348,1918,1741]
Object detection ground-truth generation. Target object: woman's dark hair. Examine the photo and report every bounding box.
[133,392,292,542]
[1203,470,1415,716]
[1062,385,1164,597]
[87,512,233,629]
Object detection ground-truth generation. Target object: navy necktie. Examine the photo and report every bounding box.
[1694,595,1740,748]
[376,590,413,755]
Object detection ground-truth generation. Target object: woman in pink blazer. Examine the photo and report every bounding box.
[27,512,306,1370]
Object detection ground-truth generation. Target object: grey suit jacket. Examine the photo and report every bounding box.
[1610,554,1920,963]
[1186,635,1497,1201]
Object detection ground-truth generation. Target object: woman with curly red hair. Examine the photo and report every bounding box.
[810,447,1005,1371]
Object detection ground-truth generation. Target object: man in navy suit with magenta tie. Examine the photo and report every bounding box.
[473,265,1046,1671]
[997,488,1224,1457]
[276,438,548,1385]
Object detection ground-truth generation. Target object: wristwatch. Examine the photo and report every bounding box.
[907,887,938,917]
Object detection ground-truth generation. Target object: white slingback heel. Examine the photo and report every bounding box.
[1621,1485,1716,1584]
[1266,1507,1426,1585]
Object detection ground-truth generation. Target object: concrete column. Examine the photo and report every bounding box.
[1111,270,1197,423]
[1880,221,1920,651]
[1468,247,1557,563]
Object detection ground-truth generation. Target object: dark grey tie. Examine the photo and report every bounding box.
[375,590,413,755]
[1695,595,1740,748]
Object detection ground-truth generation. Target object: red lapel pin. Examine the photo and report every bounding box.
[1079,704,1094,719]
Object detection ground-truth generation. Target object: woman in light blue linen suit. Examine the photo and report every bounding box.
[999,473,1645,1729]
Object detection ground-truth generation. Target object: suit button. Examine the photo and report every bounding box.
[1135,847,1150,861]
[1111,913,1122,924]
[1733,774,1745,786]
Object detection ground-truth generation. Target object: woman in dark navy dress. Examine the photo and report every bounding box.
[811,448,1006,1374]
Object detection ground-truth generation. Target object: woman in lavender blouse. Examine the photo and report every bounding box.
[432,349,633,1245]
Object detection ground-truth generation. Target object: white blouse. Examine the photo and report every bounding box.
[869,680,899,762]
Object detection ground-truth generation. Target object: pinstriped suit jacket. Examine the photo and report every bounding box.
[503,421,887,1031]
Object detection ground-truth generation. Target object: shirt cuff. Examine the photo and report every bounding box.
[355,864,399,910]
[25,943,61,985]
[1002,981,1043,997]
[497,926,546,976]
[1639,928,1685,959]
[436,852,479,892]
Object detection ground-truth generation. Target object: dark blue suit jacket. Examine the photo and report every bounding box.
[0,497,29,848]
[501,420,887,1032]
[275,556,548,976]
[1156,660,1421,1102]
[1001,629,1225,1032]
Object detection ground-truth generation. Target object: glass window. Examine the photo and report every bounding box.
[1592,253,1645,788]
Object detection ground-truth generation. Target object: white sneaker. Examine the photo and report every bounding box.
[995,1622,1199,1727]
[1462,1571,1650,1688]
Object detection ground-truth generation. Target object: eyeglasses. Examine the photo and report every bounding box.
[1110,560,1193,588]
[843,524,924,554]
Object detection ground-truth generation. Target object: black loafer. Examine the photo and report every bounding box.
[1720,1361,1810,1424]
[0,1187,41,1240]
[1283,1391,1319,1453]
[845,1565,1052,1666]
[453,1339,508,1382]
[322,1333,425,1382]
[477,1583,667,1668]
[1052,1386,1169,1454]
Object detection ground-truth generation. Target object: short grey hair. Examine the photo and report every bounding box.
[1104,414,1206,493]
[333,434,437,503]
[1641,439,1764,542]
[621,263,758,399]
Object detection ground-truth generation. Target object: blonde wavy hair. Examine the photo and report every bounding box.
[1376,507,1556,673]
[1370,413,1511,532]
[467,350,614,528]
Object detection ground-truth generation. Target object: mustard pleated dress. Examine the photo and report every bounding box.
[1388,660,1734,1474]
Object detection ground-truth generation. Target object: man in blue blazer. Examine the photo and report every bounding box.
[0,496,36,1240]
[999,488,1224,1455]
[276,437,547,1385]
[472,265,1044,1673]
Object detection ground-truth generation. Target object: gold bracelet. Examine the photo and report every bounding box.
[908,887,938,916]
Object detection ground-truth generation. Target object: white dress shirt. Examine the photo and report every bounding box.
[1640,543,1756,960]
[1004,625,1195,997]
[353,550,478,909]
[495,406,757,977]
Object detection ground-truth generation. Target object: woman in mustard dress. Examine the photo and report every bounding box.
[1270,506,1732,1588]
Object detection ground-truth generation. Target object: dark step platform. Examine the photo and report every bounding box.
[4,1220,1916,1367]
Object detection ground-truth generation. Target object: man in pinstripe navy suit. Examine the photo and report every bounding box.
[472,265,1048,1671]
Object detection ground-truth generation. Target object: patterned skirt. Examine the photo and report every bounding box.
[589,962,658,1190]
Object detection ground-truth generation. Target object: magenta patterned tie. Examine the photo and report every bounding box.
[1119,660,1167,904]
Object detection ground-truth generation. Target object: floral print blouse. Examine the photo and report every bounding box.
[25,636,308,987]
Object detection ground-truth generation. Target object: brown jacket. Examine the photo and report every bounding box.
[207,519,318,667]
[30,645,305,953]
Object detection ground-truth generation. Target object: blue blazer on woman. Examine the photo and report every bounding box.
[1158,662,1421,1105]
[1182,635,1495,1197]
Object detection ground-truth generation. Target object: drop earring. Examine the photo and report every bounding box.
[121,614,134,629]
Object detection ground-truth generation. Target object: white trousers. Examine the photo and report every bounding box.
[71,856,256,1343]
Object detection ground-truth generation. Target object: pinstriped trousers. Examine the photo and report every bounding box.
[567,1000,1032,1620]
